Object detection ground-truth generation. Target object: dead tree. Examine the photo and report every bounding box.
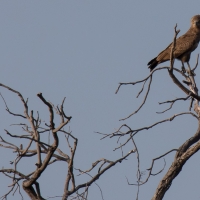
[98,26,200,200]
[1,26,200,200]
[0,84,134,200]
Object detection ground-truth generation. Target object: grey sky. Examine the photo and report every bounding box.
[0,1,200,199]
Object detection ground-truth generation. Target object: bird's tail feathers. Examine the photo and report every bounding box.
[147,57,158,71]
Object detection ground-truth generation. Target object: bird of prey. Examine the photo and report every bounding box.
[148,15,200,73]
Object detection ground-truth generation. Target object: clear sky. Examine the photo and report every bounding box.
[0,1,200,199]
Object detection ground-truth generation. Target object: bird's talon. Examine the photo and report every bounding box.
[181,66,186,73]
[191,71,196,76]
[186,69,196,76]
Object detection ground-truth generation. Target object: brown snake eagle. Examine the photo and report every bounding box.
[148,15,200,73]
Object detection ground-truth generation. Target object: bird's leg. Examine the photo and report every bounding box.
[186,62,196,76]
[181,61,186,73]
[186,62,198,94]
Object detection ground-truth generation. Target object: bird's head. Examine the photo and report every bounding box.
[191,15,200,29]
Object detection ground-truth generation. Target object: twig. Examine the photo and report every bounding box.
[120,75,152,120]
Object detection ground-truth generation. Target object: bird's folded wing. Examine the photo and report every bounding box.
[157,33,198,61]
[173,34,198,56]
